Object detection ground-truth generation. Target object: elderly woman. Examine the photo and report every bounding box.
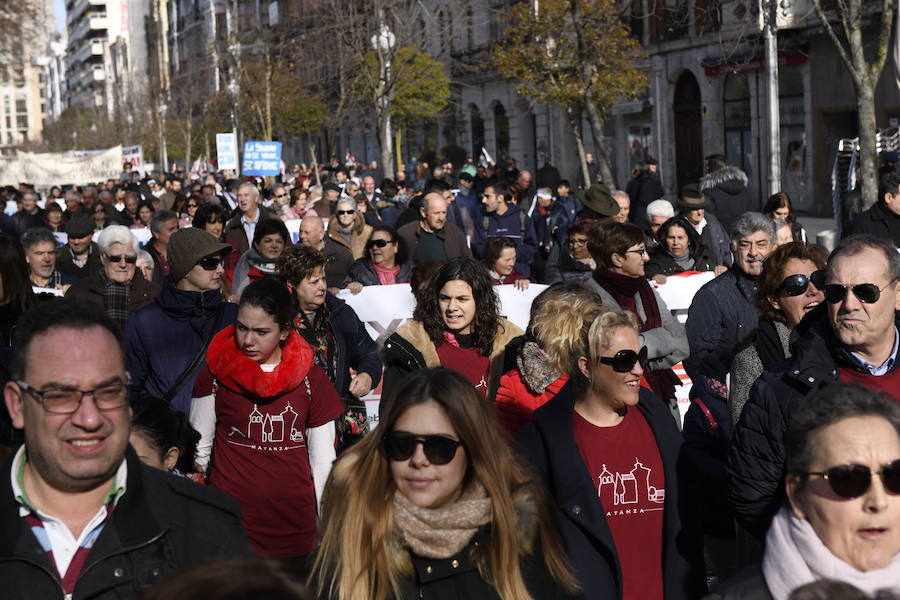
[729,242,827,424]
[544,220,596,285]
[585,221,689,416]
[710,383,900,599]
[65,225,160,330]
[346,225,412,293]
[645,216,716,283]
[518,308,705,599]
[230,218,290,297]
[326,197,372,259]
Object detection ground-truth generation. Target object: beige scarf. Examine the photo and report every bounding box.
[393,482,492,559]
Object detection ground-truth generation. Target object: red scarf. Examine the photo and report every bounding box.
[372,262,401,285]
[207,327,314,398]
[593,268,680,401]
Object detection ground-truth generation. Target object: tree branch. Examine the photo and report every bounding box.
[811,0,860,84]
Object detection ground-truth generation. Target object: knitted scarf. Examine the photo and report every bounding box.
[393,482,492,559]
[593,268,680,400]
[100,270,130,331]
[763,506,900,599]
[372,262,401,285]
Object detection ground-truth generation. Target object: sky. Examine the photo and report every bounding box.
[54,0,65,33]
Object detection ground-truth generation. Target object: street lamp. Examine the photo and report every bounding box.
[371,22,396,178]
[159,101,169,174]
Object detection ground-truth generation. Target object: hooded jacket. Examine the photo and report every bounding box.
[124,285,237,412]
[700,166,753,233]
[381,318,523,410]
[645,218,716,279]
[472,203,539,277]
[229,247,277,297]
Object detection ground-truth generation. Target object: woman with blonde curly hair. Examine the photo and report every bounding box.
[308,367,579,600]
[518,308,706,599]
[494,281,605,435]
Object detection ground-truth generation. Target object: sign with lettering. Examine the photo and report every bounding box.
[242,141,281,176]
[216,133,238,171]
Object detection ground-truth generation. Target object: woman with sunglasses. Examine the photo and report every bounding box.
[518,308,705,600]
[191,277,343,564]
[710,384,900,598]
[381,257,523,407]
[729,242,828,424]
[66,225,160,330]
[91,202,113,231]
[585,221,688,418]
[346,225,412,294]
[309,367,580,600]
[179,194,203,228]
[326,197,373,259]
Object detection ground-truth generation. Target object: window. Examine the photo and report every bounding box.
[14,100,25,114]
[723,73,752,176]
[16,116,27,129]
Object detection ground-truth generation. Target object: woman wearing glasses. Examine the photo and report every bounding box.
[710,384,900,599]
[585,221,688,416]
[544,220,595,285]
[517,308,705,600]
[191,278,344,562]
[66,225,160,330]
[309,367,580,600]
[346,225,413,294]
[327,197,373,259]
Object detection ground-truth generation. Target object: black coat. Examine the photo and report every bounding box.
[705,566,773,600]
[321,237,354,289]
[728,307,900,540]
[844,200,900,246]
[626,171,665,232]
[700,166,753,233]
[347,258,413,286]
[0,448,251,599]
[543,244,593,285]
[516,383,706,600]
[645,218,715,279]
[56,242,103,282]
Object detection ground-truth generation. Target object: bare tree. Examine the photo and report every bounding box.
[812,0,895,211]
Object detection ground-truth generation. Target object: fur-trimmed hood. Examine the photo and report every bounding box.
[207,327,314,398]
[700,165,748,192]
[391,317,524,366]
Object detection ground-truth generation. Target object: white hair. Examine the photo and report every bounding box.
[238,181,260,198]
[97,225,138,254]
[646,199,675,220]
[336,197,356,211]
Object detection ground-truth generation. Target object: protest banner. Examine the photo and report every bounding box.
[216,133,238,171]
[242,141,281,176]
[122,145,144,176]
[0,146,123,187]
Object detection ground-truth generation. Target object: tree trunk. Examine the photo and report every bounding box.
[378,102,394,179]
[582,94,617,188]
[566,105,591,187]
[856,82,879,210]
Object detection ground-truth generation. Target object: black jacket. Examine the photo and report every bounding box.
[347,258,413,286]
[57,243,103,282]
[729,307,900,540]
[705,566,773,600]
[645,217,716,279]
[516,383,706,600]
[543,245,593,285]
[0,449,251,599]
[844,200,900,246]
[700,166,753,233]
[321,237,354,290]
[626,171,665,232]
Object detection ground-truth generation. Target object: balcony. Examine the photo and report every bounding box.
[92,66,106,81]
[67,0,106,28]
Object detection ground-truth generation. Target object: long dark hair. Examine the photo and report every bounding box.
[413,257,501,356]
[0,234,35,311]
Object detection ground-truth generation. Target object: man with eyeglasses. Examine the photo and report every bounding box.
[0,298,249,598]
[125,228,235,413]
[730,234,900,544]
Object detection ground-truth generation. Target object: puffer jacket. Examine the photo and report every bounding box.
[0,448,251,599]
[700,166,754,233]
[347,258,413,286]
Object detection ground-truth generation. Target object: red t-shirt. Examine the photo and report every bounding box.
[573,407,665,600]
[435,341,491,398]
[194,365,344,557]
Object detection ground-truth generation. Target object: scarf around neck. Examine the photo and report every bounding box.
[593,268,660,330]
[393,482,492,559]
[100,269,131,331]
[763,505,900,599]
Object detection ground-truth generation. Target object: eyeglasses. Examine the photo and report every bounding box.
[16,378,129,415]
[568,237,588,246]
[824,280,897,305]
[624,247,648,257]
[780,270,825,297]
[274,193,289,199]
[198,255,224,271]
[381,431,462,465]
[187,203,199,209]
[598,346,648,373]
[804,460,900,499]
[336,210,355,216]
[106,254,137,264]
[365,239,393,250]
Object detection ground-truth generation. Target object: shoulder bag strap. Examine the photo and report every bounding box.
[692,397,719,434]
[161,307,226,404]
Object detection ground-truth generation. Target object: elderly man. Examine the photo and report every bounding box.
[12,190,44,232]
[144,210,179,285]
[611,190,630,223]
[125,228,235,412]
[65,225,160,330]
[730,234,900,540]
[298,215,353,291]
[81,186,99,211]
[223,182,275,254]
[55,214,103,282]
[645,198,675,248]
[677,184,732,268]
[22,227,76,293]
[1,298,249,598]
[398,192,470,264]
[63,189,83,219]
[685,211,775,388]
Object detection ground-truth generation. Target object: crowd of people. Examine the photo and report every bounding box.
[0,151,899,599]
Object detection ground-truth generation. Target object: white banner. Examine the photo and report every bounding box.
[0,146,123,186]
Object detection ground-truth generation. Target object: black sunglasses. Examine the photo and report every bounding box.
[824,280,896,305]
[336,210,355,216]
[805,460,900,499]
[198,255,223,271]
[599,346,648,373]
[780,270,825,297]
[366,239,393,250]
[106,254,137,264]
[382,431,462,465]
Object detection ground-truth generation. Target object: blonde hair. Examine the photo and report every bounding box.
[528,282,607,373]
[309,368,579,600]
[570,308,639,393]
